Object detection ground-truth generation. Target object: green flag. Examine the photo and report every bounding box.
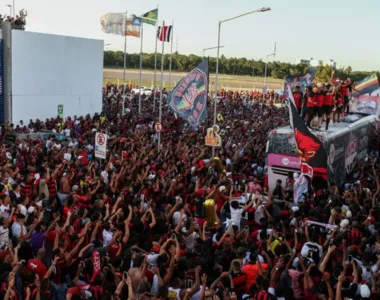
[142,8,158,25]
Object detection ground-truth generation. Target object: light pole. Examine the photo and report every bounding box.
[203,45,225,58]
[212,7,271,158]
[6,5,12,17]
[12,0,15,17]
[263,42,277,88]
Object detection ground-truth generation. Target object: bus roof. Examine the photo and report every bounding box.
[271,113,377,140]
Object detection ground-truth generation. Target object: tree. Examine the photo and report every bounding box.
[102,50,374,82]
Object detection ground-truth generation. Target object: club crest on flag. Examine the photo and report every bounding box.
[167,60,209,127]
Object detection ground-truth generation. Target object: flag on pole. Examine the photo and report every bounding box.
[100,13,125,36]
[157,26,172,42]
[167,59,209,128]
[142,8,158,25]
[288,99,328,179]
[125,16,142,37]
[283,67,317,99]
[100,14,141,37]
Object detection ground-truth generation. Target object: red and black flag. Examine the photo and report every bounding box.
[288,99,328,180]
[157,25,172,42]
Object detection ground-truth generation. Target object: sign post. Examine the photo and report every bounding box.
[155,122,162,133]
[95,132,107,160]
[57,104,64,118]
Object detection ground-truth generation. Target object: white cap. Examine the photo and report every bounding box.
[360,284,371,298]
[219,186,226,192]
[340,219,350,229]
[27,206,35,214]
[293,173,299,180]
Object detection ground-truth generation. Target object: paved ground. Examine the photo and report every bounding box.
[103,68,284,91]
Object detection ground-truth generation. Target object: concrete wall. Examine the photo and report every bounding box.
[11,30,103,123]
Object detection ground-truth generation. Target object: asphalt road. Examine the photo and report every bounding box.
[103,68,284,90]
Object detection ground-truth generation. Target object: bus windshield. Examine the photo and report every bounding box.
[267,132,298,155]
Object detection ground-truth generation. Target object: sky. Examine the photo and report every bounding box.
[5,0,380,71]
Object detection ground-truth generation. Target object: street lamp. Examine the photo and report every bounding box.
[263,42,277,88]
[212,7,271,157]
[203,45,225,58]
[6,5,12,17]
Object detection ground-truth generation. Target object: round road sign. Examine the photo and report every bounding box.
[155,122,162,133]
[97,133,106,145]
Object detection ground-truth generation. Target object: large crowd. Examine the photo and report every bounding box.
[0,10,27,30]
[0,85,379,300]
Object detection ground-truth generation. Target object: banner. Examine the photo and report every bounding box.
[142,8,158,26]
[283,67,317,99]
[100,13,125,36]
[350,73,380,116]
[288,99,328,179]
[205,125,222,147]
[167,59,208,127]
[100,14,141,37]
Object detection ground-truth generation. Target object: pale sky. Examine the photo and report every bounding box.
[6,0,380,71]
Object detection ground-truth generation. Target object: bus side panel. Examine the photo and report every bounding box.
[325,117,375,187]
[324,133,348,187]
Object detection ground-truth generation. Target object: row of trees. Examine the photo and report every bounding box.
[103,51,375,83]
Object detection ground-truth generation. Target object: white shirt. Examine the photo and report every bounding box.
[0,204,11,219]
[230,205,243,229]
[11,221,27,238]
[102,229,113,247]
[0,226,10,248]
[173,211,187,227]
[19,204,28,218]
[68,141,78,148]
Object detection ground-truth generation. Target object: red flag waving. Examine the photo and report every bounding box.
[157,25,172,42]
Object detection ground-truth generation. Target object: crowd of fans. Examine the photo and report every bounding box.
[0,85,379,300]
[0,10,27,30]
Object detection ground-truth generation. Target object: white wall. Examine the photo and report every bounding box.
[11,31,103,123]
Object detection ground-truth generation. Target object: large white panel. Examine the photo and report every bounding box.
[11,30,103,123]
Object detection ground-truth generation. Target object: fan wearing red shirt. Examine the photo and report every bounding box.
[27,248,48,279]
[323,85,335,131]
[314,86,325,129]
[292,86,303,115]
[304,86,315,127]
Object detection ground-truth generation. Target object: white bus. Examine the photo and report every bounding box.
[265,114,377,192]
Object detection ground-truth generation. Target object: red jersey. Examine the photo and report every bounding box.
[324,94,333,106]
[306,96,315,108]
[340,85,349,96]
[292,92,303,109]
[315,94,324,107]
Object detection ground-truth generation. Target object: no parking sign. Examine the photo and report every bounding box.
[95,132,107,159]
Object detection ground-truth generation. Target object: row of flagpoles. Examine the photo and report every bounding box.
[100,8,174,118]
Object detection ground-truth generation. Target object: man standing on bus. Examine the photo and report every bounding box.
[293,86,303,115]
[314,85,325,130]
[323,84,334,131]
[303,86,315,128]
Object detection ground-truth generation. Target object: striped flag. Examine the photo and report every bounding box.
[157,25,172,42]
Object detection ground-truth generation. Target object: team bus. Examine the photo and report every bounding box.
[265,113,377,192]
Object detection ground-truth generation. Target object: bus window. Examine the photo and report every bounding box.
[267,133,298,155]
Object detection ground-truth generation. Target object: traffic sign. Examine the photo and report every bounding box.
[95,132,107,159]
[155,122,162,133]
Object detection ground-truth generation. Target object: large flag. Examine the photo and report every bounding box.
[100,14,141,37]
[142,8,158,25]
[157,26,172,42]
[167,59,209,128]
[283,67,317,99]
[100,13,125,36]
[288,99,328,179]
[350,73,380,116]
[125,16,142,37]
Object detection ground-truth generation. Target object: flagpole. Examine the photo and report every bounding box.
[169,20,174,89]
[138,22,143,114]
[122,11,128,115]
[158,20,165,152]
[153,4,159,113]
